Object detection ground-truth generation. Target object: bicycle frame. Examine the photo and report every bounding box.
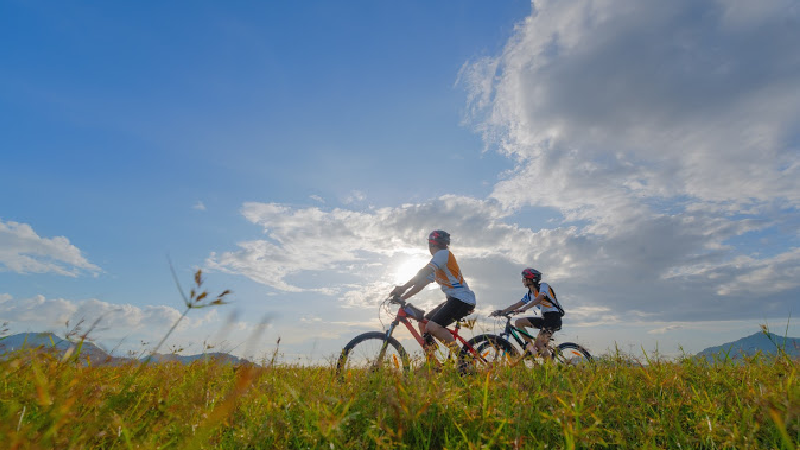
[337,297,518,374]
[490,312,594,365]
[496,313,552,354]
[382,298,480,362]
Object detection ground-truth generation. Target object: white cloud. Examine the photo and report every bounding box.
[206,197,512,293]
[673,248,800,297]
[648,324,684,335]
[202,0,798,344]
[0,294,233,355]
[207,197,798,323]
[310,195,325,203]
[0,220,101,276]
[0,294,77,325]
[344,190,366,204]
[193,201,207,211]
[461,0,799,213]
[0,294,196,332]
[452,0,799,320]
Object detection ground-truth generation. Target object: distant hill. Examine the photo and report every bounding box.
[1,333,255,366]
[146,352,250,365]
[696,332,799,362]
[0,332,118,365]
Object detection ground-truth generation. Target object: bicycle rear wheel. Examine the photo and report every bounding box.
[554,342,592,365]
[460,334,517,371]
[337,331,410,374]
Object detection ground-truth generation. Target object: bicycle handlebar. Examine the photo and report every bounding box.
[495,311,550,325]
[492,310,525,318]
[387,295,427,322]
[387,295,406,306]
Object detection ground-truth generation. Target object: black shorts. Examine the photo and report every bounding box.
[525,312,562,334]
[425,297,474,327]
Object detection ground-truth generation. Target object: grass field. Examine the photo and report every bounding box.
[1,345,797,450]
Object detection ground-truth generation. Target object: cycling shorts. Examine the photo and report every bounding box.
[425,297,474,327]
[524,312,562,334]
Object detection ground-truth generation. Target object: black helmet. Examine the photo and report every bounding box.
[521,267,542,284]
[428,230,450,247]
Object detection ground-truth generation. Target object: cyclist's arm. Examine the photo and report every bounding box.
[400,280,430,300]
[519,293,548,311]
[497,300,525,315]
[392,265,435,297]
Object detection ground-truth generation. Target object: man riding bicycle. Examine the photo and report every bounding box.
[491,268,563,360]
[390,230,476,362]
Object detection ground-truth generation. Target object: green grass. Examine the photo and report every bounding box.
[3,274,795,449]
[0,349,796,449]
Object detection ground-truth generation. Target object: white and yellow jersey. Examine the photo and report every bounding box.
[425,249,476,305]
[520,282,560,314]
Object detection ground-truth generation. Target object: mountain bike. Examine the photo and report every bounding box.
[336,296,514,374]
[491,311,592,366]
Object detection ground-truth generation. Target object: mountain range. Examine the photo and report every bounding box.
[696,332,799,362]
[3,331,797,365]
[0,332,254,366]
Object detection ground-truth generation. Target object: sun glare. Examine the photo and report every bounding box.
[391,256,430,285]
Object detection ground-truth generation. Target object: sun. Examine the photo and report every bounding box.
[391,256,430,285]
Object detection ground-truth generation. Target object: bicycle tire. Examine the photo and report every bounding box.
[459,334,517,371]
[554,342,592,365]
[336,331,410,374]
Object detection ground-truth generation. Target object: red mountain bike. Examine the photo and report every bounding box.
[336,296,514,374]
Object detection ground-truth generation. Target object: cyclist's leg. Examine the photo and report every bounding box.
[518,317,541,354]
[535,313,562,360]
[534,328,554,359]
[417,321,426,338]
[514,317,533,329]
[426,297,473,348]
[421,301,445,337]
[420,302,446,361]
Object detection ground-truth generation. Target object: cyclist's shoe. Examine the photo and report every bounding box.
[509,344,537,366]
[521,343,534,357]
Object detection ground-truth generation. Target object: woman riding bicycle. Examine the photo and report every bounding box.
[390,230,476,362]
[491,268,563,359]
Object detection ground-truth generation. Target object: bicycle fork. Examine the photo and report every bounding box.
[376,321,399,362]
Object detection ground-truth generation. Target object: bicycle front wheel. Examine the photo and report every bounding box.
[337,331,410,374]
[460,334,517,371]
[554,342,592,365]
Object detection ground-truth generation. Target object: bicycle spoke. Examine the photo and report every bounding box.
[554,343,592,366]
[337,332,409,374]
[460,334,516,372]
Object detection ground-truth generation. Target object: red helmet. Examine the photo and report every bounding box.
[428,230,450,247]
[521,268,542,284]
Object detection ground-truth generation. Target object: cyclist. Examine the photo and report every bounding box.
[491,268,563,359]
[390,230,476,361]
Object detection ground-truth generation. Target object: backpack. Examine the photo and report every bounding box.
[546,285,565,317]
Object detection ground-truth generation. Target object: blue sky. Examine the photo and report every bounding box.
[2,0,798,362]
